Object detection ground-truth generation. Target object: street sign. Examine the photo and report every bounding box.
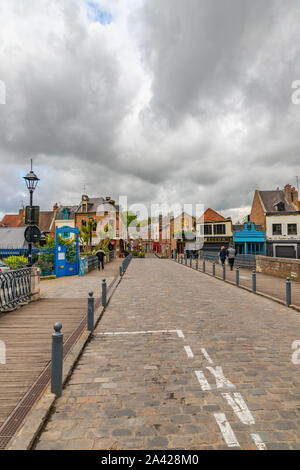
[25,206,40,225]
[24,225,41,244]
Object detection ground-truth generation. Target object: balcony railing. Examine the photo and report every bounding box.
[0,268,32,312]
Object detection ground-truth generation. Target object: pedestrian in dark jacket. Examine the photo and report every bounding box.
[227,245,236,271]
[96,249,105,270]
[219,246,227,267]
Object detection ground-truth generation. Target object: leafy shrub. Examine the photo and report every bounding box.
[3,255,28,269]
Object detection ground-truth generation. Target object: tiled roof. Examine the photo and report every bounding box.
[0,214,23,227]
[258,190,296,213]
[39,211,55,232]
[198,208,226,222]
[0,227,27,248]
[55,206,78,220]
[76,198,119,213]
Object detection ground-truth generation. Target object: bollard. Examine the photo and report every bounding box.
[236,268,240,287]
[190,257,192,268]
[185,256,187,266]
[87,291,94,332]
[213,263,215,277]
[196,259,199,271]
[120,266,123,277]
[252,270,256,293]
[102,279,107,307]
[223,265,226,281]
[51,323,63,397]
[203,260,206,273]
[286,278,292,307]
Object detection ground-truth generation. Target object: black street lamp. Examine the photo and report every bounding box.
[23,160,40,267]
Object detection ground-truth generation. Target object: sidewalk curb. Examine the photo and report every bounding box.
[8,275,123,451]
[173,260,300,313]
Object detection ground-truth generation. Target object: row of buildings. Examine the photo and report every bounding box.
[1,183,300,259]
[132,184,300,260]
[0,195,128,256]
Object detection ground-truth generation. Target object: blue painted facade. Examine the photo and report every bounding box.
[234,222,266,255]
[55,226,79,277]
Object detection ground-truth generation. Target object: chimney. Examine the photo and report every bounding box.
[284,184,292,203]
[291,187,299,209]
[53,203,59,212]
[19,207,25,222]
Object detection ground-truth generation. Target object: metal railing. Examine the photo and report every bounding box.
[0,247,55,276]
[199,251,256,269]
[0,268,32,312]
[120,253,132,276]
[86,255,98,272]
[175,256,297,309]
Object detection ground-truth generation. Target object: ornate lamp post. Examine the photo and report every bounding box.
[23,160,40,267]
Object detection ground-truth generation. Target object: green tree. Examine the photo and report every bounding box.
[122,211,138,246]
[79,219,95,253]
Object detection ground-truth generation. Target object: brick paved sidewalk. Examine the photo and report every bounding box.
[35,258,300,450]
[40,258,123,299]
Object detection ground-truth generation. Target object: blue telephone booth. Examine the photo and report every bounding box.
[55,227,79,277]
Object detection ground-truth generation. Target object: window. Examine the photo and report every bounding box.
[62,208,69,221]
[82,219,86,227]
[272,224,282,235]
[214,224,226,235]
[288,224,297,235]
[204,225,212,235]
[276,202,285,212]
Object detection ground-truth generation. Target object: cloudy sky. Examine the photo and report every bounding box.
[0,0,300,222]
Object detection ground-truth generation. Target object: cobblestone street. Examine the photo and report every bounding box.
[35,258,300,450]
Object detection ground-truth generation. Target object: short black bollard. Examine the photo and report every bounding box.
[185,256,187,266]
[120,266,123,277]
[102,279,107,307]
[203,260,206,273]
[51,323,63,397]
[87,291,94,332]
[223,265,226,281]
[286,278,292,307]
[252,270,257,293]
[213,263,216,276]
[190,257,192,268]
[236,268,240,286]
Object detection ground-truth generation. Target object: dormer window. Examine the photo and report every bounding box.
[275,202,285,212]
[62,208,69,220]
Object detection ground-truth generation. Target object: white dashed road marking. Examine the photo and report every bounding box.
[184,346,194,358]
[201,348,214,364]
[250,433,267,450]
[214,413,240,448]
[222,393,255,425]
[206,366,236,389]
[195,370,211,391]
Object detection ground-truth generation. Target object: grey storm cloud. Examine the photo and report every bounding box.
[0,0,300,222]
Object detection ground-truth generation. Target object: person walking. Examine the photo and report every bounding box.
[219,246,227,267]
[227,245,236,271]
[96,248,105,271]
